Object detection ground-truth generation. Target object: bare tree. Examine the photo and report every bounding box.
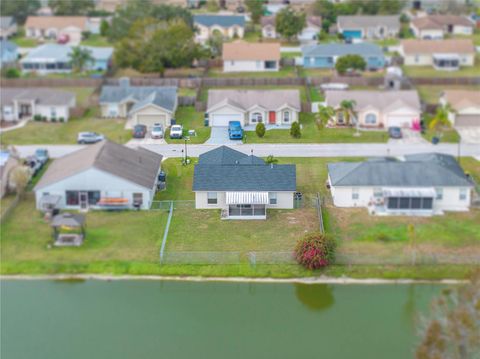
[10,166,30,198]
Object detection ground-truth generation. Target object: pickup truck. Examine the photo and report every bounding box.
[228,121,243,140]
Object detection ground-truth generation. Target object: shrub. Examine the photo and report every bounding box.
[59,117,65,123]
[5,68,20,78]
[42,116,48,122]
[33,114,42,121]
[294,232,336,270]
[51,117,56,123]
[255,122,266,138]
[290,122,301,138]
[335,54,366,75]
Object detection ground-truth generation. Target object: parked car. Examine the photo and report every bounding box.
[34,148,49,165]
[388,127,402,139]
[77,132,105,144]
[150,123,164,139]
[24,156,43,176]
[132,124,147,139]
[57,34,69,44]
[228,121,244,140]
[169,125,183,139]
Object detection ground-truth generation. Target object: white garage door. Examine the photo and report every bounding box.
[387,115,412,128]
[456,115,480,127]
[210,113,242,127]
[137,114,166,128]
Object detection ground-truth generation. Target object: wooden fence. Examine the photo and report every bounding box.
[0,78,103,87]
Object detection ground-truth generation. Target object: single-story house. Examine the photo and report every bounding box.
[324,90,421,129]
[193,146,296,220]
[410,15,475,39]
[25,16,89,44]
[400,39,475,70]
[0,150,19,198]
[20,44,113,74]
[0,16,17,39]
[222,41,280,72]
[193,14,245,42]
[206,89,301,127]
[34,140,163,211]
[99,79,177,129]
[1,88,76,122]
[261,15,321,41]
[0,40,17,68]
[440,90,480,127]
[328,153,473,215]
[336,15,400,39]
[302,43,385,70]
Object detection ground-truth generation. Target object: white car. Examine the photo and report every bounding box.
[169,124,183,139]
[151,123,164,139]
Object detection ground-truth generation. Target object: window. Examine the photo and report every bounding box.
[66,191,79,206]
[251,112,263,123]
[459,188,467,201]
[88,191,101,205]
[207,192,217,204]
[256,61,261,69]
[283,111,290,123]
[50,107,57,119]
[411,198,422,209]
[327,57,333,64]
[352,188,359,200]
[414,54,419,63]
[373,188,383,198]
[230,61,234,66]
[365,113,377,124]
[399,198,410,209]
[269,192,277,205]
[387,197,398,209]
[422,198,433,209]
[133,193,143,205]
[435,188,443,200]
[337,111,344,124]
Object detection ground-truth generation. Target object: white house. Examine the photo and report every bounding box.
[206,89,301,128]
[0,88,76,122]
[222,41,280,73]
[25,16,88,44]
[327,153,474,216]
[410,15,475,39]
[440,90,480,128]
[336,15,400,40]
[193,14,245,42]
[324,90,421,129]
[193,146,296,220]
[34,141,163,211]
[261,15,321,42]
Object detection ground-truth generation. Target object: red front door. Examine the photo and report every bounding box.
[268,111,276,124]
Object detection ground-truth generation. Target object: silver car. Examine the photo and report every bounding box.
[77,132,105,144]
[151,123,164,139]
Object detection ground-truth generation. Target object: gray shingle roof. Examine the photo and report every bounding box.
[0,16,15,30]
[0,88,74,107]
[328,154,472,187]
[99,86,177,113]
[194,14,245,28]
[0,40,17,55]
[20,44,113,63]
[302,43,384,58]
[337,15,400,30]
[325,90,421,112]
[193,146,296,191]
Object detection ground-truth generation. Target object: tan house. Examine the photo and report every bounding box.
[193,14,245,42]
[324,90,421,129]
[400,39,476,71]
[440,90,480,127]
[0,150,19,198]
[410,15,475,39]
[223,41,280,72]
[261,15,321,42]
[25,16,88,44]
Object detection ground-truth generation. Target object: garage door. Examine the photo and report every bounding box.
[137,114,166,128]
[456,115,480,127]
[210,114,242,127]
[387,115,412,128]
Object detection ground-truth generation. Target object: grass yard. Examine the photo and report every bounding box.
[59,87,96,106]
[1,195,17,217]
[245,113,388,143]
[178,88,197,97]
[416,85,480,105]
[402,58,480,78]
[11,36,38,47]
[309,86,324,102]
[206,66,297,78]
[80,34,111,47]
[421,113,460,143]
[165,107,210,144]
[282,52,302,59]
[156,158,197,201]
[298,67,335,78]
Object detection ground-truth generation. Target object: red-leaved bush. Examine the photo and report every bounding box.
[294,232,336,270]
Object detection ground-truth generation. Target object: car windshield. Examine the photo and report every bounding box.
[36,150,47,155]
[153,126,162,131]
[172,126,181,131]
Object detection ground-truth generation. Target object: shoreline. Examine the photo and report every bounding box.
[0,274,467,284]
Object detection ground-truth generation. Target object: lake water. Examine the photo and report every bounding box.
[0,280,446,359]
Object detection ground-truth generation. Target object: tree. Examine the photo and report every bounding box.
[339,100,356,126]
[429,105,452,138]
[275,7,306,41]
[10,166,30,198]
[294,232,336,270]
[265,155,278,164]
[100,19,110,37]
[206,0,220,12]
[290,122,301,138]
[5,68,20,79]
[335,54,366,75]
[0,0,40,24]
[68,46,94,73]
[312,0,336,32]
[317,105,335,129]
[48,0,94,15]
[255,122,266,138]
[206,30,223,58]
[416,270,480,359]
[246,0,264,24]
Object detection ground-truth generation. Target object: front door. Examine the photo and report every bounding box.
[79,191,88,209]
[268,111,276,124]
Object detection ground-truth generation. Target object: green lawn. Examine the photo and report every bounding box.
[309,86,324,102]
[421,113,460,143]
[156,158,196,201]
[402,58,480,78]
[206,66,297,78]
[199,85,308,103]
[245,113,388,143]
[11,36,38,47]
[178,88,197,97]
[22,70,105,79]
[80,34,111,47]
[1,195,17,217]
[165,107,210,144]
[59,87,96,106]
[281,52,302,59]
[416,85,480,105]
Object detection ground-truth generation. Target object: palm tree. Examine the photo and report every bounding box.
[429,105,453,138]
[316,105,335,130]
[68,47,94,73]
[339,100,356,126]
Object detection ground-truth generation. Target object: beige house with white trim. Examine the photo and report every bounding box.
[440,90,480,128]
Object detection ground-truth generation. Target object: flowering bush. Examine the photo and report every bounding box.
[294,232,336,270]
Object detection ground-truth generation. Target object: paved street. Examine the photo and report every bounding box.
[14,142,478,159]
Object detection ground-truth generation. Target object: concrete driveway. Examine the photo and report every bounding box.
[205,126,241,145]
[127,133,166,146]
[456,127,480,144]
[387,129,428,145]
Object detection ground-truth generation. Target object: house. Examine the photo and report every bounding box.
[0,40,17,68]
[410,15,475,39]
[400,39,475,70]
[440,90,480,127]
[302,43,385,70]
[222,41,280,72]
[324,90,421,129]
[261,15,321,41]
[0,16,17,39]
[193,146,296,219]
[206,89,301,127]
[0,88,76,122]
[0,150,19,198]
[34,140,163,211]
[20,44,113,74]
[327,153,473,215]
[336,15,400,39]
[25,16,89,44]
[193,14,245,42]
[99,78,178,129]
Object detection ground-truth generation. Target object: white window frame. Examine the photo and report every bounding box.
[207,192,218,205]
[269,192,277,205]
[251,112,263,123]
[365,113,376,124]
[256,60,261,69]
[435,188,443,200]
[283,111,290,123]
[352,188,359,200]
[50,107,57,118]
[459,188,467,201]
[373,188,383,198]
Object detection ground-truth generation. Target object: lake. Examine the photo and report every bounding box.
[0,280,446,359]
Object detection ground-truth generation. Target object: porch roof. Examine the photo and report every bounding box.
[226,192,269,205]
[383,187,436,198]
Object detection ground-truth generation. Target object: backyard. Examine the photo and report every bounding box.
[206,66,298,78]
[402,57,480,78]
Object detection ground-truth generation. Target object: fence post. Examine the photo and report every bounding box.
[316,193,325,234]
[159,201,174,264]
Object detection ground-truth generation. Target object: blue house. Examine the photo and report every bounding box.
[301,43,385,70]
[0,40,17,68]
[20,44,113,74]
